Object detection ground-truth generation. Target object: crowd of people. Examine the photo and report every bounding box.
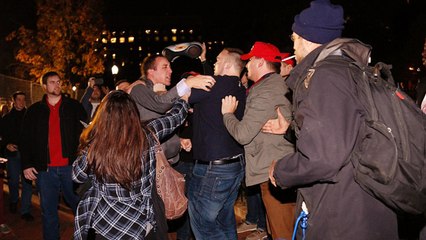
[0,0,425,239]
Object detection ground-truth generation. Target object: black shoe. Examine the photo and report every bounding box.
[21,213,34,222]
[9,203,17,214]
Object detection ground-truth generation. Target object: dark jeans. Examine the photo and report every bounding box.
[188,156,245,240]
[5,151,33,215]
[37,166,80,240]
[245,184,266,230]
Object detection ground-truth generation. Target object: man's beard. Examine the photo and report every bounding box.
[48,88,61,96]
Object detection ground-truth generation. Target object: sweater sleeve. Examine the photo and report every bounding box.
[147,99,189,142]
[223,79,288,145]
[130,84,179,114]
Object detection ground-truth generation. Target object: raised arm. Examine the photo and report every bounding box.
[147,99,190,142]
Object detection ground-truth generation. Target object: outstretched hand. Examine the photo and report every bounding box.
[185,75,216,92]
[262,108,290,135]
[221,95,238,114]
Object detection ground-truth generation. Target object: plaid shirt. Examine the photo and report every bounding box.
[72,99,188,239]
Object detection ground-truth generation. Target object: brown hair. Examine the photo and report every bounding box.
[41,71,60,85]
[12,91,26,100]
[79,90,149,189]
[140,54,164,80]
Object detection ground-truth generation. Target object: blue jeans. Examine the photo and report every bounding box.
[5,151,33,215]
[173,161,194,240]
[37,166,80,240]
[188,156,245,240]
[245,184,266,230]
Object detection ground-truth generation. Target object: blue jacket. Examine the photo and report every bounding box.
[189,75,246,161]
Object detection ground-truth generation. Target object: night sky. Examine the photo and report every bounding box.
[105,0,426,87]
[1,0,425,83]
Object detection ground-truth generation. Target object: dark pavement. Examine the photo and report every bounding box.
[0,184,251,240]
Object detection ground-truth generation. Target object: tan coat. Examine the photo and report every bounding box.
[223,73,294,186]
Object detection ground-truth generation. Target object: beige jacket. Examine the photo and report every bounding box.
[223,73,294,186]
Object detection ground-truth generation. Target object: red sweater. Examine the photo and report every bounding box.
[47,97,68,166]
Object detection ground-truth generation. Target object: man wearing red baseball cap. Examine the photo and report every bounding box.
[222,41,296,240]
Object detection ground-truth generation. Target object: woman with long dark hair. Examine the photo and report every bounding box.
[72,90,189,239]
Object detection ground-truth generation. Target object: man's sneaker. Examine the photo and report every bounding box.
[245,229,268,240]
[0,224,12,234]
[237,221,257,233]
[21,213,35,222]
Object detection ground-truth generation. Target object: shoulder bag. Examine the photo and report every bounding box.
[153,135,188,220]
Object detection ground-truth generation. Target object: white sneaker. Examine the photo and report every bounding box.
[245,229,268,240]
[237,221,257,233]
[0,224,11,234]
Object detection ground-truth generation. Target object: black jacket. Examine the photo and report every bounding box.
[274,39,398,240]
[20,94,87,171]
[1,107,26,154]
[189,75,246,161]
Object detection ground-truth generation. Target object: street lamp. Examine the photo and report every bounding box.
[111,64,119,81]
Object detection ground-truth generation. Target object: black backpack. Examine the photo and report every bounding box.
[310,39,426,215]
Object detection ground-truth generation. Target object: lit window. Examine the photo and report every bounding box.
[163,36,169,41]
[154,30,159,34]
[103,53,107,58]
[112,53,116,59]
[111,37,117,43]
[128,36,134,42]
[172,36,177,42]
[145,30,151,34]
[119,37,125,43]
[171,29,177,34]
[189,29,193,34]
[101,38,107,44]
[138,46,142,51]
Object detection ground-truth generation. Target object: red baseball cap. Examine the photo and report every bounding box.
[241,41,287,63]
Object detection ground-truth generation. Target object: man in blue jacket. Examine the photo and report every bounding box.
[187,48,246,240]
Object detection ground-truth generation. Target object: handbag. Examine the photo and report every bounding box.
[153,135,188,220]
